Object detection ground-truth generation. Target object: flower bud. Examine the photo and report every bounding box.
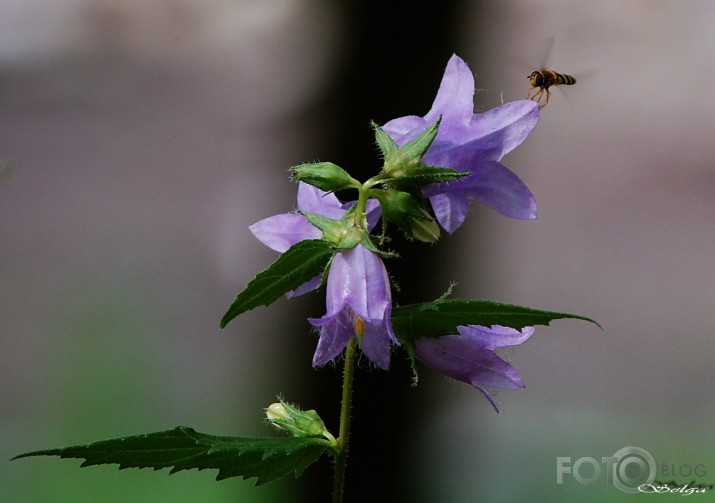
[291,162,360,193]
[410,216,440,243]
[265,400,336,444]
[265,402,290,421]
[371,189,440,242]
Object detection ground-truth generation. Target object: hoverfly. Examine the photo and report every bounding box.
[527,70,576,108]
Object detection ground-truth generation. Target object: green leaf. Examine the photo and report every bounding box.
[221,239,333,328]
[392,299,601,341]
[13,427,334,485]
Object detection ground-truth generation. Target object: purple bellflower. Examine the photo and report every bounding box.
[308,244,399,370]
[415,324,534,411]
[250,182,379,296]
[382,54,540,233]
[250,182,349,254]
[309,244,397,370]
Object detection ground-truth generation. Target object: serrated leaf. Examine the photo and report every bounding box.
[392,299,601,341]
[221,239,333,328]
[13,427,334,485]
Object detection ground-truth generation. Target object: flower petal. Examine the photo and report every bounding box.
[457,324,534,350]
[424,54,475,125]
[458,160,537,220]
[381,115,427,145]
[467,100,539,158]
[421,101,539,164]
[341,245,392,322]
[297,181,345,218]
[286,274,322,298]
[309,309,354,367]
[360,317,394,370]
[380,55,478,145]
[425,161,536,228]
[321,249,351,316]
[428,192,469,234]
[249,213,321,252]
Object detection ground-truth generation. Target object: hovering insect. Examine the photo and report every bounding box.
[527,70,576,107]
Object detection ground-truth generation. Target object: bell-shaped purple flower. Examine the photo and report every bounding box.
[250,182,348,253]
[382,54,540,233]
[415,324,534,411]
[250,182,380,296]
[309,244,397,370]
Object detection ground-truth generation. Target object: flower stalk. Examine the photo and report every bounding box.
[332,337,357,503]
[353,177,380,229]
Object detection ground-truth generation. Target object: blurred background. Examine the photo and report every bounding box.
[2,1,714,501]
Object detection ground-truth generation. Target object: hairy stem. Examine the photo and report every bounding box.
[332,337,357,503]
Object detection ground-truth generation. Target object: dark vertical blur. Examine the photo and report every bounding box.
[299,1,466,500]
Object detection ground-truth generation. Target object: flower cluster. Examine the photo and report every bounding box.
[249,54,539,409]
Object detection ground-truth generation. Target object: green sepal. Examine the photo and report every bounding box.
[370,189,439,242]
[385,164,467,191]
[392,298,602,343]
[372,121,398,159]
[376,117,466,191]
[291,162,360,193]
[409,216,441,243]
[371,189,427,224]
[383,118,441,176]
[12,427,334,485]
[220,239,333,328]
[299,211,346,240]
[380,120,439,182]
[299,210,366,250]
[356,233,398,259]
